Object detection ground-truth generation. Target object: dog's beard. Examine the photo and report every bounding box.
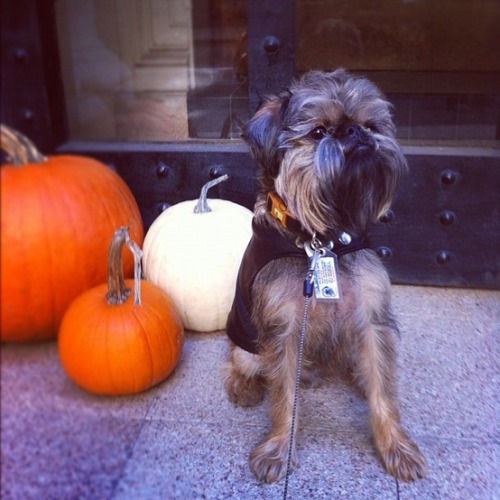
[275,130,406,237]
[275,146,334,236]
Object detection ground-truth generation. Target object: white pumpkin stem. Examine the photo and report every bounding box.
[0,124,47,165]
[106,227,143,306]
[193,174,229,213]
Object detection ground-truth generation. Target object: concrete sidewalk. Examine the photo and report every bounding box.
[1,285,498,499]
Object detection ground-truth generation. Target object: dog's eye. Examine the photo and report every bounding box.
[364,122,378,133]
[309,126,327,140]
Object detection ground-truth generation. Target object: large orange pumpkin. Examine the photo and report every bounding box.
[0,125,144,342]
[59,227,184,395]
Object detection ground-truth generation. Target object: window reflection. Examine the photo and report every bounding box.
[56,0,193,141]
[297,0,500,146]
[56,0,499,146]
[298,0,500,73]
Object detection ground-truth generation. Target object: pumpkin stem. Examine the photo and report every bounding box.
[0,124,47,165]
[193,174,228,213]
[126,238,143,307]
[106,227,143,306]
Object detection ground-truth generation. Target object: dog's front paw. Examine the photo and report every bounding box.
[381,434,428,481]
[249,436,298,483]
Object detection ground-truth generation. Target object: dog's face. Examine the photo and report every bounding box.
[243,69,407,237]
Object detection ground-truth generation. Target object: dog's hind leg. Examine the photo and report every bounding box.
[225,345,266,407]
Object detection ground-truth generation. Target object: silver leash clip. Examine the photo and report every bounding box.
[303,241,320,297]
[304,238,341,301]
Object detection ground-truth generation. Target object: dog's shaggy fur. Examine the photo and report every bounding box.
[225,69,427,483]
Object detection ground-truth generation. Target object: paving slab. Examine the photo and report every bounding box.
[1,285,499,499]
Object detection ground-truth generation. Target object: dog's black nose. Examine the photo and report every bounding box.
[340,123,375,155]
[340,124,363,140]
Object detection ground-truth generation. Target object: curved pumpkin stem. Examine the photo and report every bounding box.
[106,227,143,306]
[193,174,228,213]
[126,238,143,306]
[0,124,47,165]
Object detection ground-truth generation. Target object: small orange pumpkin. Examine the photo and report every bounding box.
[58,227,184,396]
[0,125,144,342]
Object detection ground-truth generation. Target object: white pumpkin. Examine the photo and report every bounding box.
[142,175,253,332]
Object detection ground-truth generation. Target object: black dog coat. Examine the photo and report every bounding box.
[226,219,368,354]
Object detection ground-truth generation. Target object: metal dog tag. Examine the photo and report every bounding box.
[313,248,341,300]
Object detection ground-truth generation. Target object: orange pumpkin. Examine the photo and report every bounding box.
[58,227,184,396]
[0,125,144,342]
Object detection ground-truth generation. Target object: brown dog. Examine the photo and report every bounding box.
[225,69,427,484]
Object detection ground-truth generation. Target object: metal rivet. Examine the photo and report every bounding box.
[379,210,394,223]
[436,251,451,264]
[439,210,455,226]
[22,109,34,122]
[157,202,170,214]
[156,163,169,178]
[14,48,27,63]
[339,232,352,245]
[376,246,393,260]
[441,169,457,186]
[262,35,281,54]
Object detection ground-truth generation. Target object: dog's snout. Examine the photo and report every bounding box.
[347,125,357,136]
[342,124,363,140]
[337,123,375,156]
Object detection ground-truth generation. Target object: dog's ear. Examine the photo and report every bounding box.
[242,93,289,177]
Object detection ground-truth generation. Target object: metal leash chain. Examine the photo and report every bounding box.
[283,250,318,499]
[282,294,310,500]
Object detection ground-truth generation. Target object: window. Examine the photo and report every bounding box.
[55,0,499,146]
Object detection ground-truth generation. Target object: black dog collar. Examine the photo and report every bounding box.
[266,191,366,254]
